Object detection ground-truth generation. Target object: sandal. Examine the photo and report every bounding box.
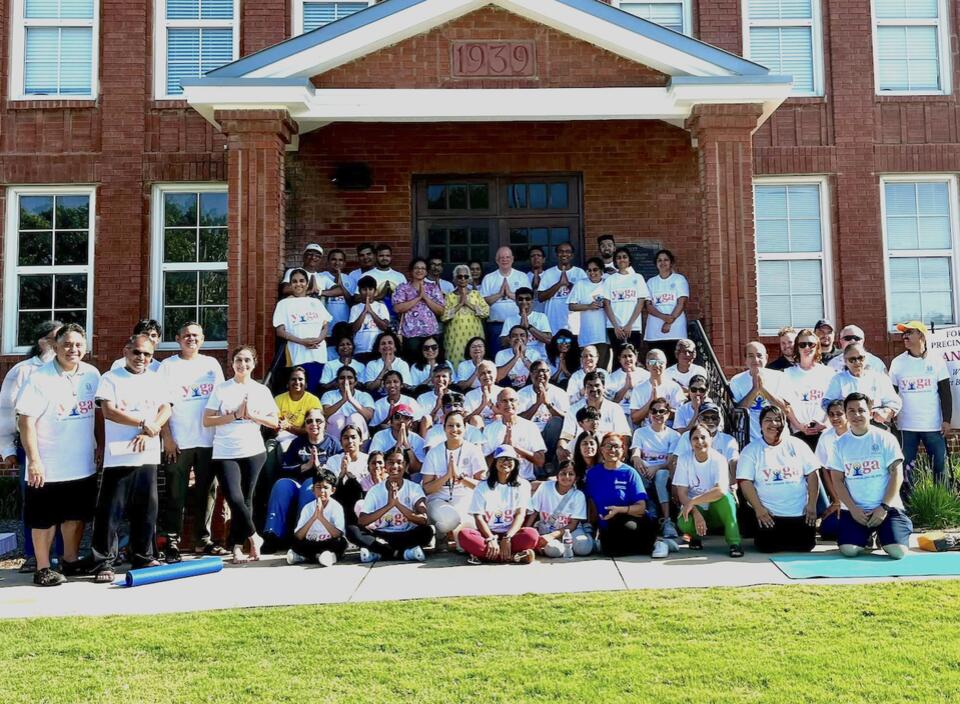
[203,544,230,557]
[729,544,744,558]
[688,538,704,550]
[164,542,182,564]
[93,567,116,584]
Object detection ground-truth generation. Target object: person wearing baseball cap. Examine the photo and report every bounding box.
[458,444,538,564]
[890,320,953,492]
[281,243,324,296]
[367,403,426,474]
[814,319,841,364]
[670,402,740,475]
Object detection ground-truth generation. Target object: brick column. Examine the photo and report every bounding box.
[686,104,763,372]
[216,109,297,367]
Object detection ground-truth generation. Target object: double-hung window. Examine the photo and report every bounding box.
[881,176,959,328]
[155,0,238,99]
[150,185,229,348]
[10,0,98,100]
[3,187,95,354]
[743,0,823,97]
[613,1,691,36]
[873,0,950,94]
[293,0,373,35]
[754,178,833,334]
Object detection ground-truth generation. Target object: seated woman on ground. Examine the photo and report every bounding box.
[815,398,848,540]
[672,374,711,434]
[287,470,347,567]
[317,326,365,394]
[573,431,600,487]
[455,336,487,392]
[349,447,433,563]
[364,331,413,397]
[369,370,425,435]
[674,422,743,557]
[546,329,579,390]
[420,410,487,550]
[458,445,538,564]
[525,460,593,558]
[629,397,681,540]
[736,406,820,553]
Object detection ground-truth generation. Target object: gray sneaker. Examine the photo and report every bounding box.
[359,548,380,564]
[285,549,305,565]
[403,546,426,562]
[317,551,337,567]
[651,539,669,559]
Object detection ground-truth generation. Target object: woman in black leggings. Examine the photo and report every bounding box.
[203,345,279,563]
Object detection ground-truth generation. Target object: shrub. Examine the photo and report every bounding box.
[908,461,960,530]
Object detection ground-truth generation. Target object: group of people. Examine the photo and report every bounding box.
[0,235,948,587]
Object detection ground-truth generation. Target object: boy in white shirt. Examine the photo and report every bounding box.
[348,275,391,361]
[287,470,347,566]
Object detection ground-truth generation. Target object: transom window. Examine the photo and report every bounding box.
[743,0,823,97]
[154,0,238,99]
[873,0,949,94]
[3,187,95,353]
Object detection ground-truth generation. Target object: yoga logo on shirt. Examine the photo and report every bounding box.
[655,293,676,306]
[610,288,637,302]
[541,511,570,529]
[641,449,668,463]
[800,388,824,403]
[379,510,407,529]
[181,381,215,400]
[761,466,801,483]
[899,376,933,393]
[487,508,515,527]
[844,459,881,478]
[290,310,324,325]
[57,399,95,420]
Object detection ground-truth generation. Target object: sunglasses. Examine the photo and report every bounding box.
[842,335,862,342]
[556,337,572,344]
[586,267,602,273]
[797,341,817,349]
[422,344,439,351]
[690,386,707,394]
[650,408,669,416]
[455,274,471,279]
[305,418,324,425]
[845,356,865,364]
[647,360,664,367]
[827,412,845,419]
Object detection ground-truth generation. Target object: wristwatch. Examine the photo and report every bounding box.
[880,503,892,512]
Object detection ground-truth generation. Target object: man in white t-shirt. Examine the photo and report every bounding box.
[558,370,630,461]
[629,348,686,427]
[480,246,530,353]
[90,334,172,576]
[498,287,551,358]
[536,242,585,336]
[315,248,356,327]
[665,338,708,389]
[518,360,569,467]
[17,323,100,587]
[495,326,543,390]
[827,325,887,374]
[282,243,324,295]
[370,245,407,312]
[729,342,798,444]
[427,255,455,295]
[483,387,546,482]
[347,243,376,289]
[157,322,225,559]
[109,319,162,373]
[827,392,912,559]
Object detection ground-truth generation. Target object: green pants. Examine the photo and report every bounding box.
[677,492,741,545]
[159,446,216,546]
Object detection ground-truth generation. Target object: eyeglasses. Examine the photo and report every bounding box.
[422,344,439,351]
[305,419,324,425]
[690,386,707,394]
[556,337,572,344]
[455,274,471,279]
[827,412,845,419]
[131,349,153,358]
[797,341,817,349]
[842,335,862,342]
[650,408,669,416]
[845,356,865,364]
[647,360,664,367]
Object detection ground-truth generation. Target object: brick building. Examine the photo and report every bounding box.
[0,0,956,375]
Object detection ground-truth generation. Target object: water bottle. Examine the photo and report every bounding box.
[562,528,574,559]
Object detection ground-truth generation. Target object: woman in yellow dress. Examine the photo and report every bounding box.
[442,264,489,365]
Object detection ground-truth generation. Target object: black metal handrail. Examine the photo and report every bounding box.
[687,319,749,448]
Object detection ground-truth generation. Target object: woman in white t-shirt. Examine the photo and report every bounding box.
[784,328,836,451]
[629,397,680,538]
[364,331,412,396]
[566,345,599,405]
[568,257,611,369]
[674,423,743,557]
[458,445,538,564]
[606,344,650,420]
[273,268,332,393]
[525,461,592,557]
[203,345,279,564]
[815,398,848,541]
[603,247,649,355]
[643,249,689,365]
[420,411,487,546]
[736,407,820,553]
[455,336,487,391]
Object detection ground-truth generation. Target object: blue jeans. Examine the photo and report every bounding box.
[901,430,947,484]
[263,477,315,541]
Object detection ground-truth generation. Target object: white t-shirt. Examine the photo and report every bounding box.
[823,370,901,414]
[455,360,482,389]
[0,355,45,458]
[479,269,530,322]
[499,312,551,358]
[674,430,740,463]
[494,348,542,388]
[295,498,346,542]
[273,296,332,366]
[827,426,904,511]
[517,383,570,431]
[465,386,505,422]
[828,350,887,374]
[15,361,100,482]
[528,481,587,531]
[205,379,276,460]
[371,395,424,426]
[282,266,322,290]
[323,452,369,482]
[537,266,586,334]
[565,368,594,406]
[890,352,950,432]
[320,388,375,418]
[630,425,680,471]
[319,358,365,386]
[603,272,649,332]
[629,378,686,420]
[424,423,484,449]
[665,363,708,389]
[482,417,546,481]
[673,448,731,508]
[110,357,161,373]
[737,436,819,517]
[96,368,165,468]
[643,272,689,342]
[468,478,532,534]
[606,368,652,418]
[673,401,702,430]
[369,268,407,297]
[316,270,356,326]
[560,399,630,443]
[784,364,835,428]
[568,278,608,346]
[159,354,224,449]
[815,426,841,466]
[361,479,426,531]
[729,368,797,444]
[363,358,412,387]
[347,301,390,354]
[368,428,426,462]
[420,441,487,502]
[430,278,454,295]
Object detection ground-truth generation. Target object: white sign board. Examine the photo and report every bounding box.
[924,325,960,428]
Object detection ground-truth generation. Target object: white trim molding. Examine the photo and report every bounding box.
[871,0,951,96]
[611,0,693,37]
[742,0,824,97]
[292,0,377,38]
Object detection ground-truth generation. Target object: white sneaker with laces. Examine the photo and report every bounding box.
[317,551,337,567]
[651,539,669,559]
[403,546,426,562]
[359,548,380,564]
[285,549,305,565]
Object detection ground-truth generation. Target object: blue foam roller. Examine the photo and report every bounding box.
[123,557,223,587]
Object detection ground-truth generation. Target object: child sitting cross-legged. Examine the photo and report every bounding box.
[287,470,348,567]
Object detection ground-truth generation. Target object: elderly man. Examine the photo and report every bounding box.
[666,338,708,389]
[495,325,543,390]
[464,360,504,427]
[519,360,569,467]
[827,325,887,373]
[480,246,530,353]
[368,404,426,473]
[767,326,797,371]
[482,387,546,481]
[629,348,686,427]
[499,287,551,358]
[282,243,323,295]
[558,370,631,461]
[823,342,900,428]
[729,341,798,444]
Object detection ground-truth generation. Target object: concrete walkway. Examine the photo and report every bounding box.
[1,537,953,619]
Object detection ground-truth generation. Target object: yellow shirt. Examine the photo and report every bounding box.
[273,391,322,431]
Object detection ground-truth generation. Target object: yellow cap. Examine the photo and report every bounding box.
[896,321,929,336]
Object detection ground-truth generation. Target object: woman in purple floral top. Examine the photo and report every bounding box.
[393,258,445,359]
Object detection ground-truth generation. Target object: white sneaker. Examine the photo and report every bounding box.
[359,548,380,564]
[317,551,337,567]
[661,518,679,540]
[651,539,669,559]
[285,549,305,565]
[403,546,426,562]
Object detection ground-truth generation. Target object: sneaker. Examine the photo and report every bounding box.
[285,549,305,565]
[512,549,535,564]
[651,539,669,559]
[661,518,679,540]
[33,567,66,587]
[317,551,337,567]
[359,548,380,564]
[403,546,426,562]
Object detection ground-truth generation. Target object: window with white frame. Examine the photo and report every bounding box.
[295,1,373,35]
[744,0,822,96]
[881,177,958,328]
[2,187,95,354]
[150,185,228,347]
[9,0,99,100]
[754,179,832,333]
[614,1,691,35]
[154,0,238,99]
[873,0,949,94]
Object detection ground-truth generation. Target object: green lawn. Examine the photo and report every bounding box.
[2,581,959,703]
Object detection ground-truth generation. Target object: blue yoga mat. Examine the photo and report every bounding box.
[771,552,960,579]
[120,557,224,587]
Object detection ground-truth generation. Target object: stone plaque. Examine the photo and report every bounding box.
[451,41,537,78]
